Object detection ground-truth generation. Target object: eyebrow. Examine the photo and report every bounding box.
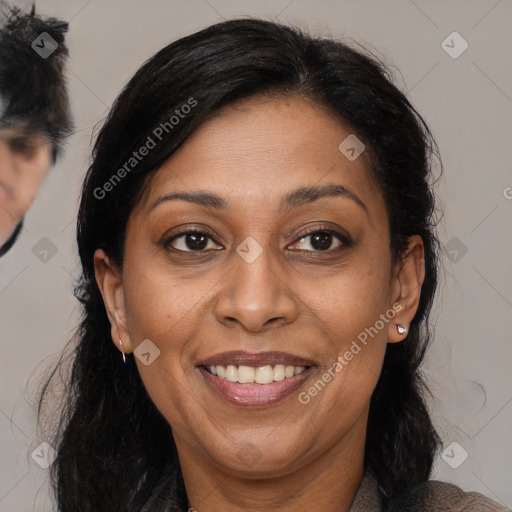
[149,183,369,216]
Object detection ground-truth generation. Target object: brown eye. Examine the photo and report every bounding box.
[310,231,335,251]
[164,229,223,253]
[288,228,352,252]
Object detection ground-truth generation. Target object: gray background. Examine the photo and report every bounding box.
[0,0,511,510]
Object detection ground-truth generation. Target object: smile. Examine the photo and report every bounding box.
[197,350,317,407]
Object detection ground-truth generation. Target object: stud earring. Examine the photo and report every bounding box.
[119,339,126,364]
[397,325,407,335]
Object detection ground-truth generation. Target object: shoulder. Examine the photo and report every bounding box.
[387,479,510,512]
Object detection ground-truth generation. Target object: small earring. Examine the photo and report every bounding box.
[119,339,126,364]
[397,325,407,335]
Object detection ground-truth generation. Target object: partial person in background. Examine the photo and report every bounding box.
[0,1,72,257]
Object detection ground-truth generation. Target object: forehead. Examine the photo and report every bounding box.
[140,95,386,219]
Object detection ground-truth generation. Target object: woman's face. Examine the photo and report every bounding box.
[96,95,423,478]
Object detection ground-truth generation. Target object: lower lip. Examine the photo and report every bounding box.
[198,366,314,408]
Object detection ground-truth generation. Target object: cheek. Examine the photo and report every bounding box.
[122,249,216,345]
[298,300,388,452]
[10,164,50,218]
[121,263,204,427]
[299,248,391,405]
[308,248,392,346]
[121,254,217,390]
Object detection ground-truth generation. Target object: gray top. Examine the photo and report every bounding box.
[142,465,511,511]
[350,469,510,511]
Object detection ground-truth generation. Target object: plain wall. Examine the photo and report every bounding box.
[0,0,511,510]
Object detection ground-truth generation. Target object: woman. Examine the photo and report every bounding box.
[38,18,509,512]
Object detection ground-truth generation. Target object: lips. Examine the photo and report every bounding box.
[197,350,316,368]
[197,351,316,407]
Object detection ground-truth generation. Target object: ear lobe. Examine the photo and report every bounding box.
[93,248,133,353]
[387,235,425,344]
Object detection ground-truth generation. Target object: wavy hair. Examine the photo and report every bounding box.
[38,18,442,510]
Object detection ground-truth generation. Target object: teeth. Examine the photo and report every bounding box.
[255,365,274,384]
[225,365,237,382]
[238,365,255,383]
[274,364,285,381]
[206,364,308,384]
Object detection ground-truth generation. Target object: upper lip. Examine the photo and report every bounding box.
[198,351,316,368]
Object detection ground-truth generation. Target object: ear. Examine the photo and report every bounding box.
[93,248,133,355]
[387,235,425,343]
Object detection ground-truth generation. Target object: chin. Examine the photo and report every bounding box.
[205,434,305,477]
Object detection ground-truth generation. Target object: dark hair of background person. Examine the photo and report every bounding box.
[37,17,443,511]
[0,2,72,162]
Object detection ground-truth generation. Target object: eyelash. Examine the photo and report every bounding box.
[162,225,352,254]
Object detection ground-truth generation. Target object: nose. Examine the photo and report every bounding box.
[214,243,299,332]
